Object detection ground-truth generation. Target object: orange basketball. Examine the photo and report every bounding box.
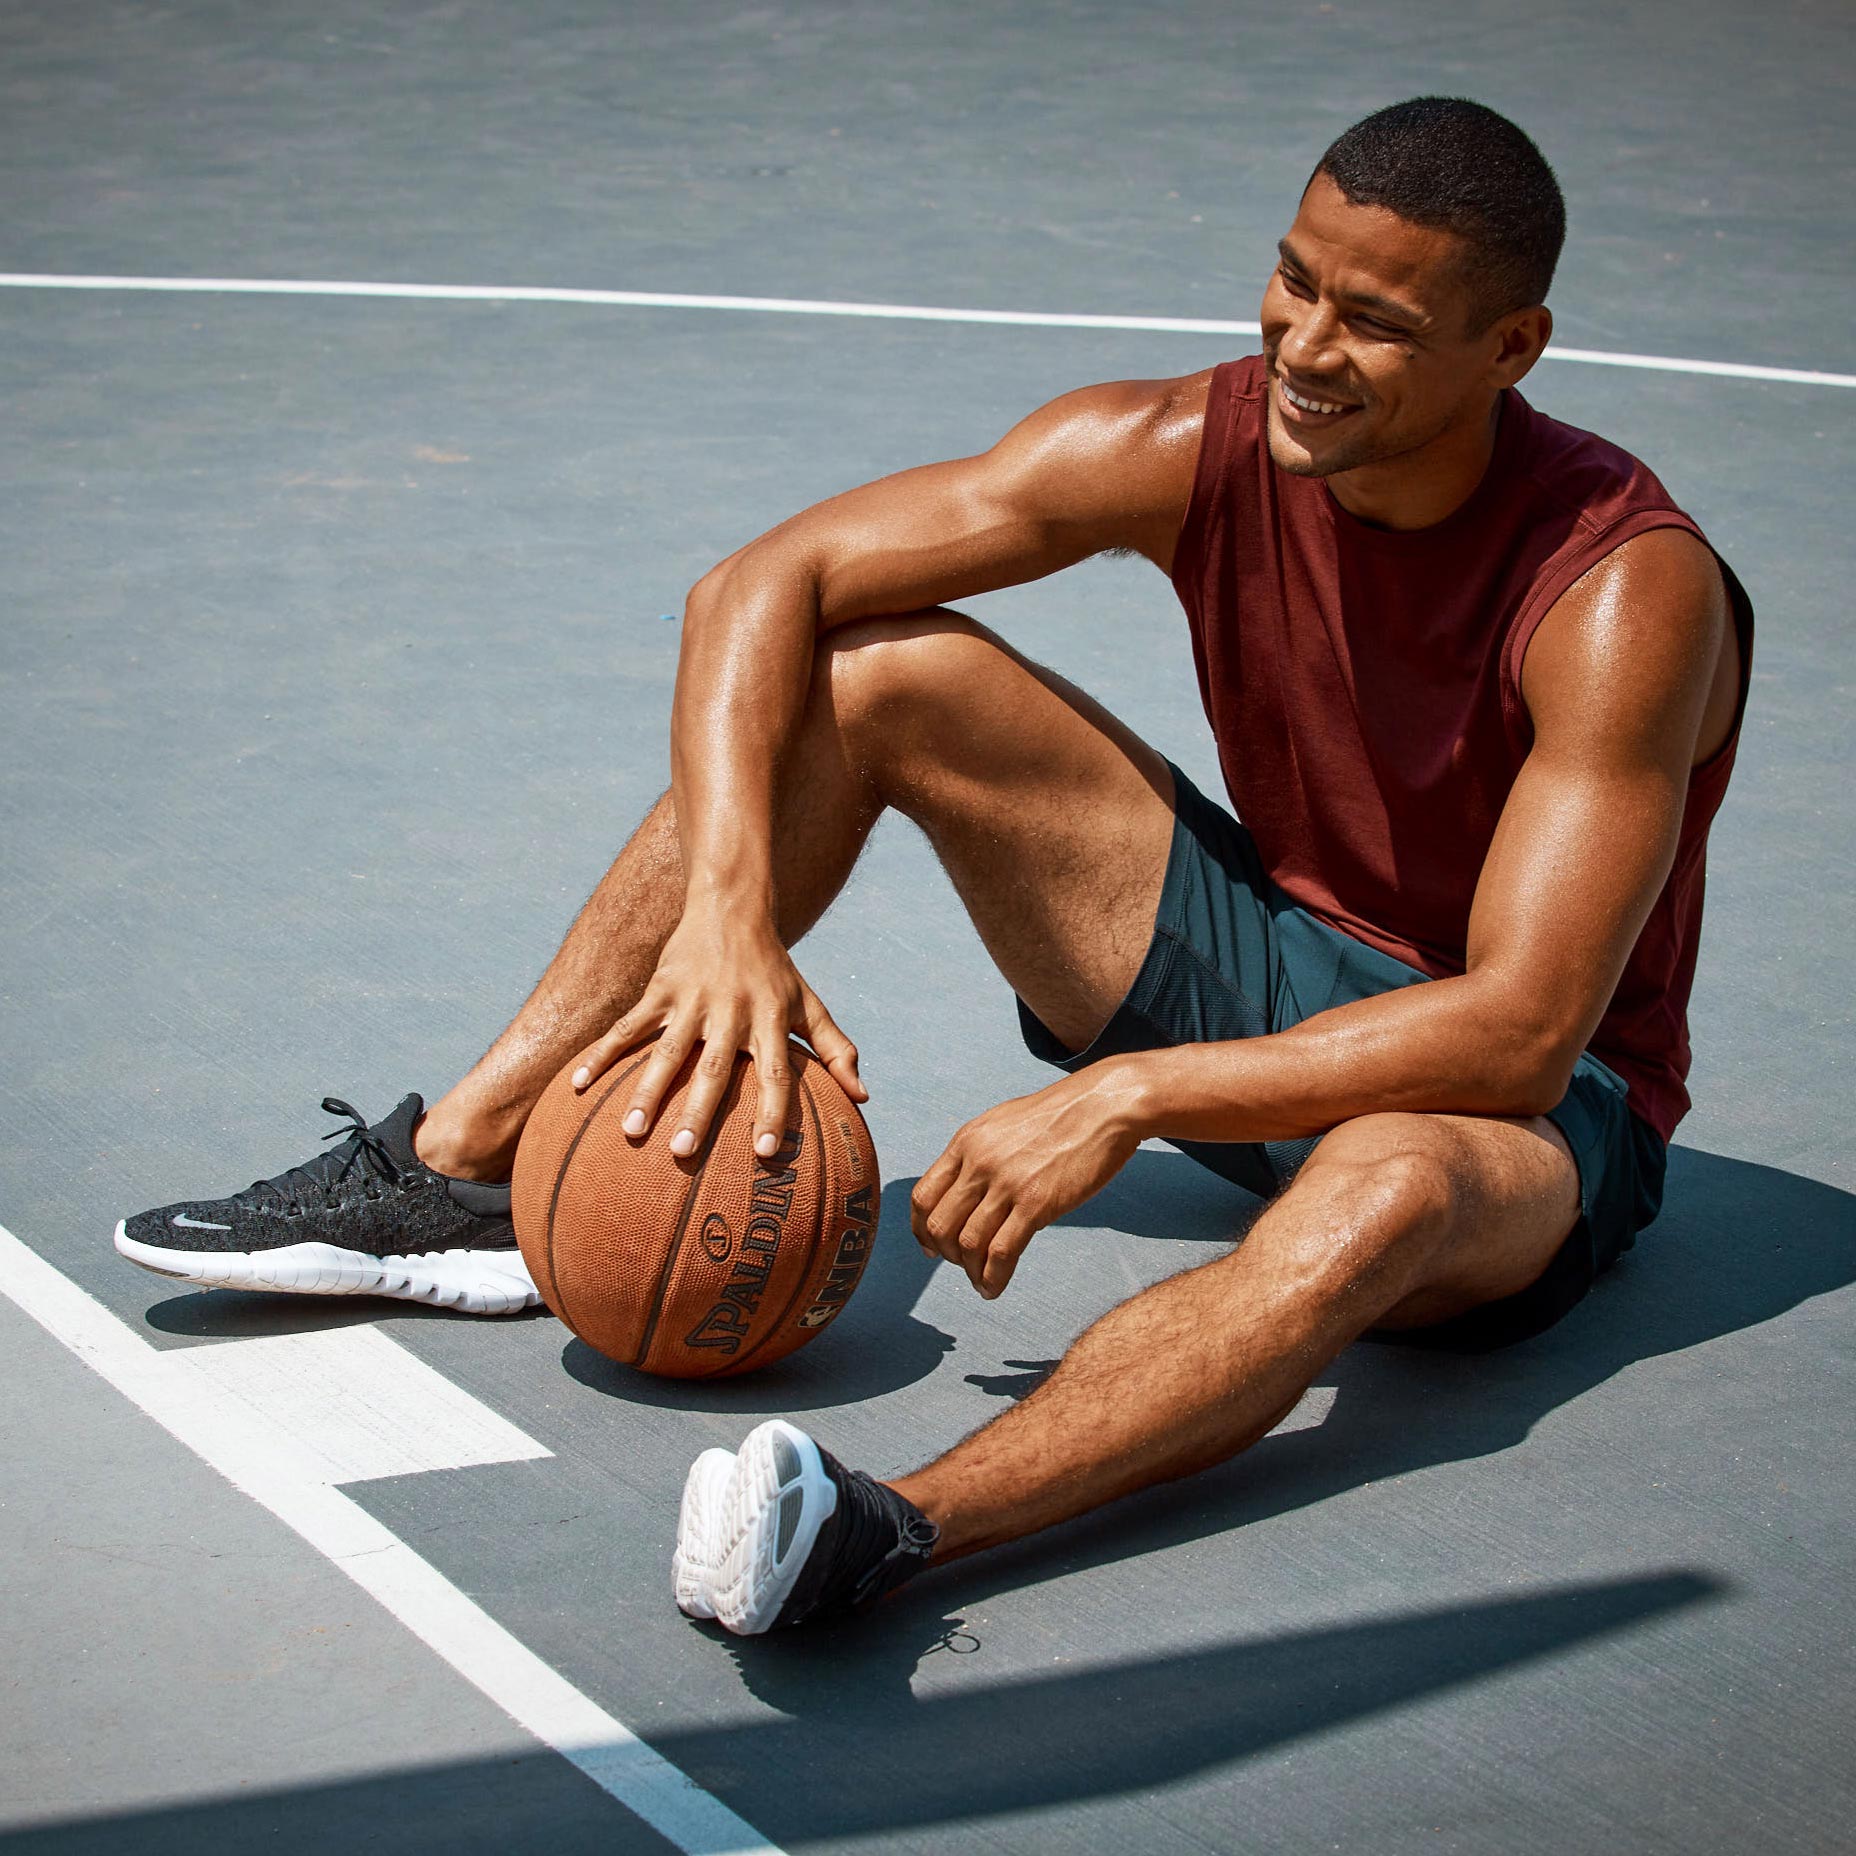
[511,1037,879,1378]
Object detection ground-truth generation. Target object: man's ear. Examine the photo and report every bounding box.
[1488,305,1552,389]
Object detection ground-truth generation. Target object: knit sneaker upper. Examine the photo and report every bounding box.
[772,1443,939,1629]
[121,1094,515,1258]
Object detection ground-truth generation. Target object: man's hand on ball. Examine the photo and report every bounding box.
[911,1065,1145,1298]
[569,904,863,1160]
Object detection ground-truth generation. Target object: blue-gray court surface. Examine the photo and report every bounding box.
[2,3,1851,1851]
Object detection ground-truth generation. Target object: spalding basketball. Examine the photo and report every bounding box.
[511,1037,878,1378]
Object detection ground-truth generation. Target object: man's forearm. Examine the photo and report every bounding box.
[1109,971,1576,1146]
[669,546,821,913]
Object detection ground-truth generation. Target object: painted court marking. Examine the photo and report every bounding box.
[0,1224,781,1856]
[181,1322,553,1484]
[1,272,1851,390]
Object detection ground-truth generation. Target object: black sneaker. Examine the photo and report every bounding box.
[685,1419,939,1634]
[113,1094,537,1314]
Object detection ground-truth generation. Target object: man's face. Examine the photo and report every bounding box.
[1259,172,1505,482]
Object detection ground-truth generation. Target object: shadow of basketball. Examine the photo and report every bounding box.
[555,1169,956,1411]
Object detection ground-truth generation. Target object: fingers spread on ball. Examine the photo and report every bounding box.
[750,1017,794,1160]
[623,1027,693,1139]
[574,1004,663,1094]
[672,1035,748,1155]
[797,984,865,1104]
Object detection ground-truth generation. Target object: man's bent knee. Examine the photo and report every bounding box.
[815,609,1107,813]
[1293,1116,1463,1251]
[814,609,998,741]
[1244,1115,1489,1330]
[1291,1111,1579,1330]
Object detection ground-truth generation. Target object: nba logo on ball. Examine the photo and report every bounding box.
[796,1183,876,1329]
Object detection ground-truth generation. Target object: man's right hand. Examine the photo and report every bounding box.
[562,374,1200,1167]
[567,905,864,1162]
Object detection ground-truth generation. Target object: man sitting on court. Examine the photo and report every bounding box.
[119,98,1751,1638]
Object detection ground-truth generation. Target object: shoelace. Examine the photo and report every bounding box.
[806,1460,938,1619]
[847,1483,939,1609]
[238,1097,405,1212]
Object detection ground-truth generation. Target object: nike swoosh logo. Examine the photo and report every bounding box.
[171,1214,232,1231]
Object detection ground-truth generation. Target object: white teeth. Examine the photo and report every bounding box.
[1282,381,1350,416]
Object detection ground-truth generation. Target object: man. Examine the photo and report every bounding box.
[119,98,1750,1638]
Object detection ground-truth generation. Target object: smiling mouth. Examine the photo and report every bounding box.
[1277,376,1359,420]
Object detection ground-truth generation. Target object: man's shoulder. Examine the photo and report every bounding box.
[1508,391,1688,536]
[1195,354,1270,425]
[1120,366,1221,435]
[1035,369,1217,455]
[996,370,1221,569]
[1501,394,1739,761]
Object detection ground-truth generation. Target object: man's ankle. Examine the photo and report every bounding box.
[413,1098,519,1183]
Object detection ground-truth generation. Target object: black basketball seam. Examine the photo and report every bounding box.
[634,1062,743,1368]
[724,1056,829,1376]
[543,1050,654,1334]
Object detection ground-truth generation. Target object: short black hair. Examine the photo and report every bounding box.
[1313,97,1566,327]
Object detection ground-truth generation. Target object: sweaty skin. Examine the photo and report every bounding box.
[442,181,1736,1320]
[407,169,1742,1564]
[910,524,1731,1297]
[557,172,1735,1313]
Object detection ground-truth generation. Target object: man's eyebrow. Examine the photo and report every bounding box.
[1275,238,1429,328]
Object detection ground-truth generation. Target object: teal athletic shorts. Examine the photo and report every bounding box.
[1016,763,1667,1353]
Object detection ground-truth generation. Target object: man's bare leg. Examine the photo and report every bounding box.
[416,610,1176,1180]
[414,774,872,1178]
[891,1109,1581,1557]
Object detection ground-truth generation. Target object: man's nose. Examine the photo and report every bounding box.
[1277,300,1342,376]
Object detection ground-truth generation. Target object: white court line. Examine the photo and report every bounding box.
[0,1223,781,1856]
[1,271,1851,390]
[181,1323,553,1485]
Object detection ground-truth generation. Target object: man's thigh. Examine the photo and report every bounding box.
[1294,1110,1583,1336]
[831,610,1177,1054]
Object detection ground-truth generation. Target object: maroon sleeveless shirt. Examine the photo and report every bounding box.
[1171,355,1751,1142]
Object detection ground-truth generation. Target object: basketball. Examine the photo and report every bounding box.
[510,1037,879,1378]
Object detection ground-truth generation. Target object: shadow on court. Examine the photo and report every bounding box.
[0,1744,677,1856]
[914,1142,1855,1616]
[138,1287,557,1339]
[0,1573,1717,1853]
[703,1573,1720,1840]
[555,1167,957,1411]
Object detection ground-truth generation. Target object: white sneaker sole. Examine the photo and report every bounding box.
[709,1419,838,1637]
[671,1447,738,1620]
[113,1221,540,1315]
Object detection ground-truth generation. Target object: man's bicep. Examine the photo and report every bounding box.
[1465,535,1726,1076]
[724,375,1206,628]
[1465,736,1691,1073]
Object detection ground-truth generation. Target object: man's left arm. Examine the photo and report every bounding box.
[917,528,1732,1295]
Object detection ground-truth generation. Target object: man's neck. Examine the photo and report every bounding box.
[1326,396,1505,532]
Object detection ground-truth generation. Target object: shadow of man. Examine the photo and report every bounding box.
[926,1143,1854,1608]
[679,1143,1842,1839]
[680,1569,1720,1845]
